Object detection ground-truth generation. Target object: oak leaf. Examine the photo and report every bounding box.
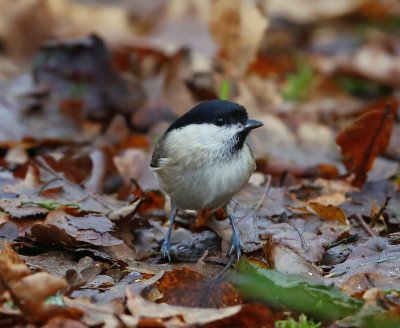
[336,101,397,187]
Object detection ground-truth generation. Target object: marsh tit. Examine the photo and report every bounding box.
[150,100,263,261]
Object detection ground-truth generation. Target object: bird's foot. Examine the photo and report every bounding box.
[228,230,242,260]
[161,239,172,262]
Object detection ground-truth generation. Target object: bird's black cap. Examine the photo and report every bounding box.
[166,100,249,133]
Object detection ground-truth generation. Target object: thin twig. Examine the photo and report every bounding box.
[201,255,236,308]
[370,196,391,228]
[234,174,272,222]
[280,212,308,252]
[354,214,376,237]
[253,174,272,212]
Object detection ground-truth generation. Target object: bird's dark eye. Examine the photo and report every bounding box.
[215,117,226,126]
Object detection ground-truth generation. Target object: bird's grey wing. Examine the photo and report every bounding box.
[150,137,169,169]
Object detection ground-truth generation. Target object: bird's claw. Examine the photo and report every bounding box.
[161,239,172,262]
[228,230,242,260]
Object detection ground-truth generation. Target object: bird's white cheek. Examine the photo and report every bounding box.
[165,125,228,160]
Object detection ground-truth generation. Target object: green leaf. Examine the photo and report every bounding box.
[282,62,313,101]
[229,259,363,322]
[219,80,231,101]
[275,314,321,328]
[362,313,400,328]
[21,200,80,211]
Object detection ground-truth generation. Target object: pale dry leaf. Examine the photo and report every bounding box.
[262,0,368,23]
[113,148,157,190]
[127,287,242,326]
[108,198,141,222]
[12,272,68,304]
[264,240,322,278]
[310,192,347,207]
[210,0,268,76]
[265,218,340,263]
[315,42,400,86]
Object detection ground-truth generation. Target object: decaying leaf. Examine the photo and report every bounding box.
[309,201,348,224]
[263,237,322,277]
[210,0,268,75]
[30,209,123,247]
[328,237,400,287]
[336,101,397,187]
[126,272,243,326]
[0,244,81,322]
[157,267,242,308]
[1,1,400,326]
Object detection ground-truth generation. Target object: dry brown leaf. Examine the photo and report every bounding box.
[157,267,242,308]
[341,272,400,298]
[315,41,400,86]
[265,218,340,264]
[127,285,242,326]
[0,244,81,322]
[210,0,268,76]
[43,209,123,247]
[309,202,348,224]
[329,237,400,287]
[336,101,397,187]
[42,317,88,328]
[204,303,277,328]
[0,244,31,288]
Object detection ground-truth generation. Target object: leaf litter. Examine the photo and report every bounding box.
[0,0,400,327]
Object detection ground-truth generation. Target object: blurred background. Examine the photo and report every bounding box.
[0,0,399,191]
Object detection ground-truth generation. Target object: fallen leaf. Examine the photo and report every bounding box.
[309,201,348,224]
[22,251,80,278]
[230,259,363,322]
[204,303,276,328]
[342,180,400,226]
[262,0,368,23]
[210,0,268,76]
[42,317,87,328]
[127,272,243,326]
[265,218,341,264]
[34,34,145,123]
[31,209,123,247]
[336,101,397,187]
[157,267,242,308]
[328,237,400,287]
[315,40,400,86]
[263,238,322,278]
[0,244,81,322]
[341,272,400,297]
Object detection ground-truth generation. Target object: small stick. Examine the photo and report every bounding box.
[354,214,376,237]
[253,174,272,212]
[370,196,391,228]
[201,255,236,308]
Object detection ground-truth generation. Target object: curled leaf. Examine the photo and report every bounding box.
[336,101,397,187]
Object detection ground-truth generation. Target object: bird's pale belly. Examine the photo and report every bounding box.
[156,146,255,210]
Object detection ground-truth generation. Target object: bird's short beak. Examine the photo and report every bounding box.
[244,119,263,131]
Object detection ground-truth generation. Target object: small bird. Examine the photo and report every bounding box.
[150,100,263,260]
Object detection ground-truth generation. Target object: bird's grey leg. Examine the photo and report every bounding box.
[227,209,242,259]
[161,202,177,261]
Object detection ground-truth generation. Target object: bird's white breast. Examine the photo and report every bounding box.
[152,124,256,210]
